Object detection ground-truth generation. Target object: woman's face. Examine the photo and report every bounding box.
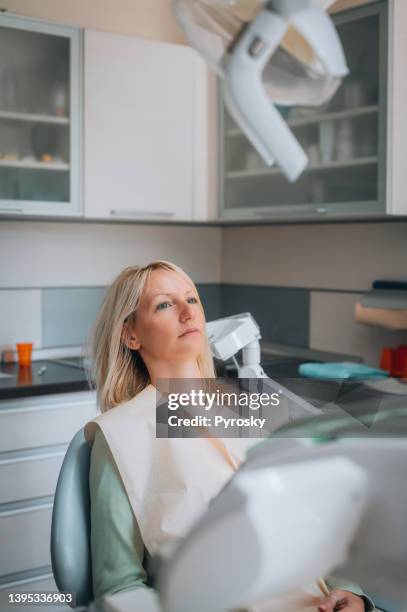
[125,269,206,365]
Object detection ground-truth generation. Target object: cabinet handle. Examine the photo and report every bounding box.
[110,209,175,218]
[253,210,292,218]
[253,208,329,218]
[0,207,23,213]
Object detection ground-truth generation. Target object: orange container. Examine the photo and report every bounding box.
[17,367,33,385]
[16,343,33,367]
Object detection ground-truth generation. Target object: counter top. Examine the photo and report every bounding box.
[1,354,305,401]
[0,360,89,400]
[0,343,357,402]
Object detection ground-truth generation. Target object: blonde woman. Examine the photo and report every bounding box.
[84,261,373,612]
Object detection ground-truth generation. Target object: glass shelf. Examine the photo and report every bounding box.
[226,157,378,179]
[0,159,69,170]
[225,105,379,137]
[0,110,69,125]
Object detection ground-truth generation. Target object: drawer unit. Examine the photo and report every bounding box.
[0,391,97,453]
[0,391,98,592]
[0,451,65,504]
[0,504,53,575]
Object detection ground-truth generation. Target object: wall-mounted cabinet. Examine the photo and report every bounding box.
[219,1,407,222]
[0,15,81,217]
[0,17,211,223]
[84,30,210,222]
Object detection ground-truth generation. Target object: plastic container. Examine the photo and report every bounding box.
[380,347,395,374]
[16,343,33,367]
[380,345,407,377]
[395,345,407,377]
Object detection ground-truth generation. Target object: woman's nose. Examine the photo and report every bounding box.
[180,301,195,321]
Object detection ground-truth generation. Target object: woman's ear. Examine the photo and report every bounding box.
[121,325,141,351]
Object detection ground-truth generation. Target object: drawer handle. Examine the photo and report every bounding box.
[110,209,175,218]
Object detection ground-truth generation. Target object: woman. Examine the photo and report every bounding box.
[85,260,373,612]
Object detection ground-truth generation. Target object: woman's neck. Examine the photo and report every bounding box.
[147,360,202,388]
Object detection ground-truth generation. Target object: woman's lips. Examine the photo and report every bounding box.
[179,328,200,338]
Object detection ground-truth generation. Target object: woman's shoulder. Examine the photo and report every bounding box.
[85,383,157,446]
[92,426,110,457]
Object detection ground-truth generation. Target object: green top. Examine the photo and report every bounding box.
[89,428,153,607]
[89,428,375,611]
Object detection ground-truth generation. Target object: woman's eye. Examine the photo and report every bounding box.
[187,297,198,304]
[156,301,172,311]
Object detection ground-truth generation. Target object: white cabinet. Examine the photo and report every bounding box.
[0,391,97,591]
[84,30,210,222]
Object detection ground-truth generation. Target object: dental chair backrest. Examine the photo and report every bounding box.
[51,428,93,608]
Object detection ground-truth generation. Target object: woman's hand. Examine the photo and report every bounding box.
[318,589,365,611]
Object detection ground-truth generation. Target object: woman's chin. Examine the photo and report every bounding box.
[176,338,204,357]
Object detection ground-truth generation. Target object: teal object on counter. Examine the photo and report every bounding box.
[299,362,389,380]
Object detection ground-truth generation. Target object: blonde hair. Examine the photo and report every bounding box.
[89,260,216,412]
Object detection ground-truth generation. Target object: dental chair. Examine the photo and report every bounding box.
[51,427,397,612]
[51,428,156,610]
[51,428,93,608]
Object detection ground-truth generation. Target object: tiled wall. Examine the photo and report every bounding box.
[0,220,222,352]
[2,219,407,366]
[0,221,222,288]
[0,284,222,350]
[222,222,407,365]
[221,284,309,348]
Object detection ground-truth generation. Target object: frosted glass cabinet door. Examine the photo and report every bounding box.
[219,3,387,221]
[0,15,81,217]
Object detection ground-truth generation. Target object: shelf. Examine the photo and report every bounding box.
[226,157,378,179]
[226,105,379,137]
[0,110,69,125]
[0,159,69,171]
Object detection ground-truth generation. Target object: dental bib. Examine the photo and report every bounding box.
[84,383,257,556]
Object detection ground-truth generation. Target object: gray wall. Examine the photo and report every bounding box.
[0,220,222,351]
[222,221,407,365]
[1,219,407,366]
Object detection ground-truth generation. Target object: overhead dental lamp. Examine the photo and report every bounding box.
[172,0,349,181]
[159,438,407,612]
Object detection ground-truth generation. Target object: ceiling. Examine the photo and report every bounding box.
[0,0,374,44]
[0,0,187,44]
